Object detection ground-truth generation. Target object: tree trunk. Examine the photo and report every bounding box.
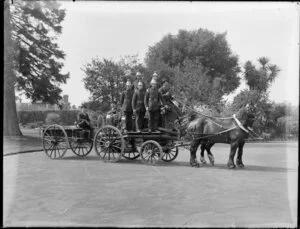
[4,2,22,136]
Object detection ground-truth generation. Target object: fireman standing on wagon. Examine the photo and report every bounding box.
[132,81,146,132]
[144,78,163,132]
[120,80,134,132]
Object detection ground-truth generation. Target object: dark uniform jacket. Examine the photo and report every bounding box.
[145,87,163,112]
[121,89,134,112]
[132,90,146,112]
[159,87,172,103]
[78,112,90,122]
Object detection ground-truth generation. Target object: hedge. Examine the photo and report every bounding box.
[17,110,105,127]
[18,110,79,126]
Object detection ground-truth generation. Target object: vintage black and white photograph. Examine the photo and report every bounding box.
[3,1,298,227]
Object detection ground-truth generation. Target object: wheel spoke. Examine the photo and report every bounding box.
[102,148,108,159]
[110,148,117,159]
[56,146,61,157]
[167,153,171,160]
[111,144,121,150]
[96,139,106,144]
[152,155,157,163]
[53,145,57,158]
[49,146,54,158]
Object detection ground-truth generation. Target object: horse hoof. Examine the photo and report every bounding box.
[190,163,199,167]
[208,155,214,166]
[200,157,206,165]
[190,161,200,167]
[227,164,236,169]
[237,163,244,168]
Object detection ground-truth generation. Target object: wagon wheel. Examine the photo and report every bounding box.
[42,124,69,159]
[162,145,178,162]
[94,125,125,162]
[70,132,93,157]
[140,140,163,165]
[123,147,140,160]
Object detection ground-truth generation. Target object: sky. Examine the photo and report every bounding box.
[52,1,299,107]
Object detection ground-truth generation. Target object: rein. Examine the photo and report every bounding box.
[173,98,263,141]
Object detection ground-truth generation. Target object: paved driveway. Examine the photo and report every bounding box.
[3,142,298,227]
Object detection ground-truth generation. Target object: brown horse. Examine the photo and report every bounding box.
[176,106,257,169]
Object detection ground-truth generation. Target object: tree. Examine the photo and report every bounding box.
[4,1,69,136]
[4,1,21,136]
[172,59,224,107]
[81,100,110,113]
[145,28,241,107]
[118,54,152,85]
[231,57,280,134]
[82,56,152,112]
[82,58,125,106]
[243,57,280,92]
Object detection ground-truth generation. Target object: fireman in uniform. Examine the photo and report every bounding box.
[144,78,163,132]
[132,81,146,132]
[120,80,134,132]
[159,81,183,128]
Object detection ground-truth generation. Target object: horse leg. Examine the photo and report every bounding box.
[227,141,238,169]
[200,143,207,165]
[236,140,245,168]
[190,139,200,167]
[207,143,215,166]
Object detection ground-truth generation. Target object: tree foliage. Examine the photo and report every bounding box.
[145,28,241,105]
[82,58,124,105]
[243,57,280,92]
[82,56,154,111]
[10,1,69,104]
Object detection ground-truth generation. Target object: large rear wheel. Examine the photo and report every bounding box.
[94,125,125,162]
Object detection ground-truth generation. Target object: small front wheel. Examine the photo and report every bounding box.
[140,140,163,165]
[162,146,178,162]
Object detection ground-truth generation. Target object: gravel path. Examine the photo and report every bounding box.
[3,142,298,227]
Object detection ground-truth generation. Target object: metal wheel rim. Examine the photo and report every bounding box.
[93,125,125,162]
[140,140,162,165]
[42,124,69,159]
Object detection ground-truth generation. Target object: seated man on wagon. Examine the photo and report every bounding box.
[77,104,93,138]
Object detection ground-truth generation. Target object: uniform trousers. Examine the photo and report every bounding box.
[135,111,145,131]
[149,110,160,131]
[124,111,133,131]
